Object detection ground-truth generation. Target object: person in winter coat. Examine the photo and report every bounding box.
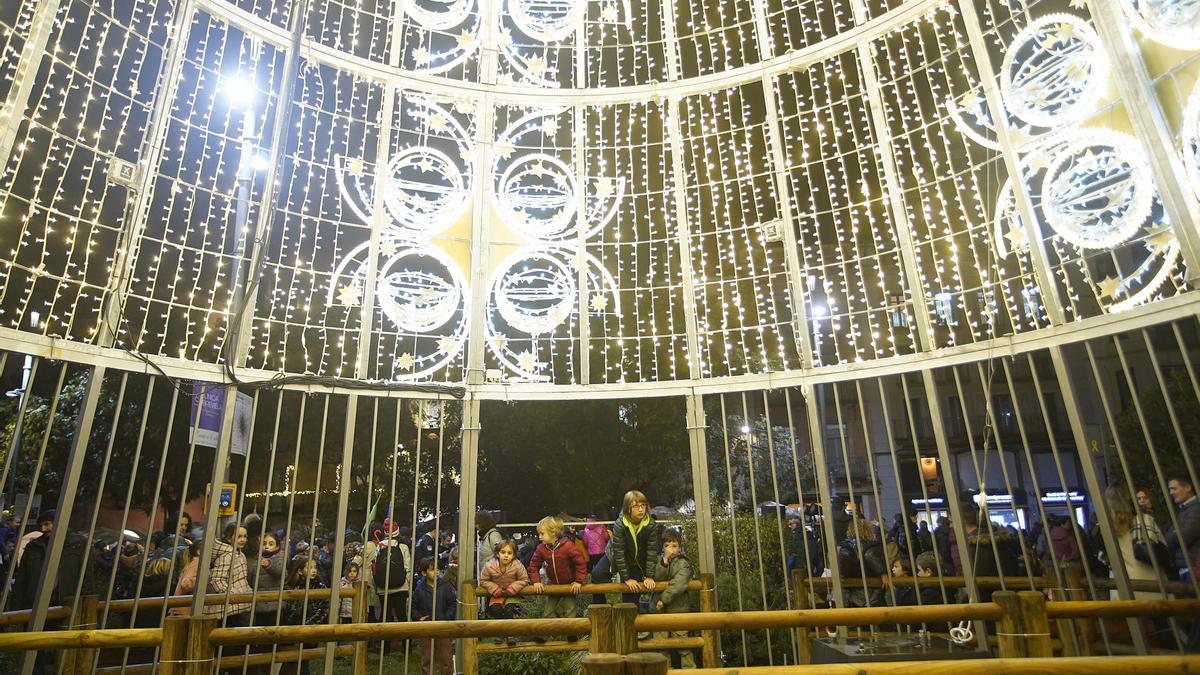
[411,558,456,674]
[1105,484,1171,600]
[375,518,413,624]
[168,539,202,617]
[528,516,587,641]
[204,522,254,624]
[249,531,285,624]
[611,490,662,606]
[650,529,696,669]
[476,511,505,579]
[479,540,529,645]
[582,519,610,573]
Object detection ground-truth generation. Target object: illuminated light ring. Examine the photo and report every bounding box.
[1121,0,1200,49]
[507,0,584,43]
[1041,129,1154,250]
[1000,14,1109,130]
[327,239,373,305]
[485,246,619,378]
[404,0,475,31]
[1184,79,1200,200]
[383,146,472,235]
[945,90,1064,153]
[1108,239,1181,313]
[376,243,467,333]
[491,249,577,335]
[377,243,470,379]
[335,155,377,225]
[496,153,578,240]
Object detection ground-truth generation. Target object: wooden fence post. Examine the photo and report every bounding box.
[460,580,478,675]
[589,604,615,655]
[184,615,218,675]
[353,580,369,675]
[160,615,190,675]
[792,571,812,665]
[625,652,669,675]
[698,573,719,668]
[580,653,625,675]
[1018,591,1052,658]
[612,603,638,656]
[994,591,1025,658]
[1065,564,1093,655]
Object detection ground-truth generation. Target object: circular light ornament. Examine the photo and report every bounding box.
[1041,129,1154,250]
[1121,0,1200,49]
[383,146,472,236]
[496,154,577,240]
[491,249,576,336]
[1001,14,1109,129]
[404,0,475,30]
[1184,79,1200,200]
[507,0,584,42]
[376,244,466,334]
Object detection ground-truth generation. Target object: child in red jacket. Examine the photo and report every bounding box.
[528,515,587,642]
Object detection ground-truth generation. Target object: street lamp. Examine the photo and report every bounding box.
[224,74,264,354]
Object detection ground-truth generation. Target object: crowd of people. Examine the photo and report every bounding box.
[0,476,1195,670]
[778,476,1199,648]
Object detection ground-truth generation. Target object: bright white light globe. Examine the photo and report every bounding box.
[1041,129,1154,250]
[1001,14,1109,129]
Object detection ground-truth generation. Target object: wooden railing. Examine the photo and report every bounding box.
[0,586,1197,674]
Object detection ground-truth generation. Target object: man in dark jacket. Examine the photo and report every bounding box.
[1164,476,1200,578]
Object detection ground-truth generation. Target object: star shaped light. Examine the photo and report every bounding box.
[337,284,362,306]
[490,336,508,351]
[1143,227,1175,252]
[517,350,540,372]
[590,293,609,312]
[1097,275,1123,299]
[397,352,416,370]
[380,239,400,258]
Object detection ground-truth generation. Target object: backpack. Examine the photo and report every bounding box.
[375,542,408,591]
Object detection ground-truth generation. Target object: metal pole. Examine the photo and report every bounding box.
[686,393,717,577]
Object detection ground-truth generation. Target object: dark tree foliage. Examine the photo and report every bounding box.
[1114,370,1200,496]
[475,397,692,521]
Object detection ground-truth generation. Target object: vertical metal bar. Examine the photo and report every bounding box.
[1088,0,1200,279]
[0,357,39,510]
[782,388,821,614]
[852,38,937,344]
[717,393,750,662]
[852,380,897,609]
[876,377,950,604]
[22,366,105,675]
[96,0,197,344]
[0,0,65,170]
[1108,336,1200,598]
[574,101,591,384]
[738,392,774,662]
[803,383,844,606]
[1049,342,1163,636]
[760,389,799,663]
[458,396,481,585]
[686,393,716,577]
[664,96,703,379]
[917,370,980,602]
[325,394,360,675]
[1140,328,1200,507]
[0,363,66,614]
[954,0,1067,322]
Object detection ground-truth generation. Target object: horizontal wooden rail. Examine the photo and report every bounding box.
[635,603,1003,632]
[674,655,1200,674]
[0,586,359,627]
[94,644,357,674]
[1045,599,1200,620]
[804,575,1196,596]
[209,616,592,646]
[471,580,704,596]
[0,628,162,652]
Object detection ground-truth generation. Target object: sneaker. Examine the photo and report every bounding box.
[637,632,651,640]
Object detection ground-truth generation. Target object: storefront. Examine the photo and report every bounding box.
[964,489,1029,529]
[1039,489,1088,527]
